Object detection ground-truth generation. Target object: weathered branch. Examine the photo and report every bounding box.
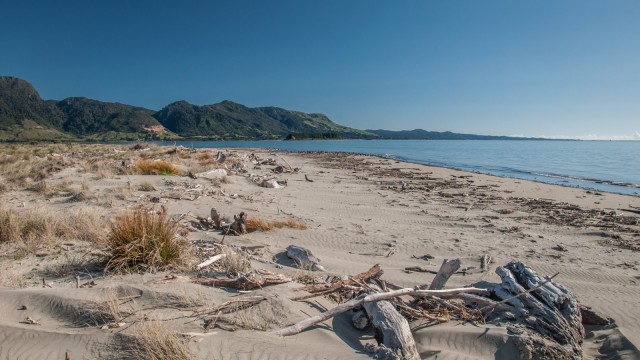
[274,286,488,336]
[196,254,226,269]
[192,270,291,290]
[429,259,461,290]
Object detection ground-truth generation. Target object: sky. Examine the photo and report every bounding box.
[1,1,639,139]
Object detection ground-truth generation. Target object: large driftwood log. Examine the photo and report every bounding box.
[274,286,488,336]
[429,258,461,290]
[286,245,326,272]
[191,269,291,290]
[484,261,585,360]
[362,300,420,360]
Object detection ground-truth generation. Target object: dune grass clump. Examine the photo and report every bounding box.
[124,322,191,360]
[130,160,182,176]
[244,216,308,233]
[105,208,187,272]
[137,181,156,192]
[0,205,106,249]
[219,245,251,275]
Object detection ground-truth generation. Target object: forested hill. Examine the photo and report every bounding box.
[0,76,374,141]
[1,76,550,142]
[153,100,374,139]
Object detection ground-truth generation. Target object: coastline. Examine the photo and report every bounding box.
[0,143,638,359]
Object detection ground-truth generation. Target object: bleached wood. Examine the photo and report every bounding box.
[196,254,227,269]
[363,300,420,360]
[429,259,461,290]
[274,286,488,336]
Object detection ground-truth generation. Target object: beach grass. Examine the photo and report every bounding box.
[105,208,187,272]
[124,322,191,360]
[245,216,308,233]
[129,159,183,176]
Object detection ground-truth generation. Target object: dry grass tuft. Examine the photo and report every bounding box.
[0,205,107,254]
[130,160,183,176]
[0,261,29,287]
[293,270,323,284]
[45,254,89,278]
[124,322,191,360]
[137,181,156,192]
[219,246,251,275]
[105,208,188,272]
[228,298,288,331]
[245,216,308,233]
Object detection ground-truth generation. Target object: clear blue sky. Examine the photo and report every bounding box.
[2,1,638,139]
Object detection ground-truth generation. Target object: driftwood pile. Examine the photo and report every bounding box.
[187,230,593,359]
[272,259,593,360]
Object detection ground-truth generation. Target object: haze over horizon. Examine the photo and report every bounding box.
[1,1,638,140]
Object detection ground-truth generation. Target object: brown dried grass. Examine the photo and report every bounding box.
[0,205,106,247]
[129,160,183,176]
[124,322,191,360]
[105,208,188,272]
[245,216,308,233]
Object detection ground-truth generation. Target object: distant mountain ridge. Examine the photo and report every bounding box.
[0,76,550,142]
[0,76,373,141]
[367,129,545,140]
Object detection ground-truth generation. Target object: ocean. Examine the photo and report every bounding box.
[152,140,640,196]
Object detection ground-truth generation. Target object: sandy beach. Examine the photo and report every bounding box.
[0,143,639,359]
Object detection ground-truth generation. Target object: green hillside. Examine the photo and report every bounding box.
[154,100,375,139]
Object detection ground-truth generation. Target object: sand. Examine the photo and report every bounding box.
[0,144,638,359]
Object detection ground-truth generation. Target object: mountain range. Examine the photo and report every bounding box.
[0,76,542,142]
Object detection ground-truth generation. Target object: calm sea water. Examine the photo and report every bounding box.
[153,140,640,196]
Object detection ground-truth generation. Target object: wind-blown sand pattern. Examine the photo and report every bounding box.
[0,144,638,359]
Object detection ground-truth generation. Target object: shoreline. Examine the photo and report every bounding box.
[0,143,638,359]
[280,149,640,197]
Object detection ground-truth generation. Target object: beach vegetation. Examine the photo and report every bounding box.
[226,298,288,331]
[0,205,105,247]
[218,245,251,276]
[137,181,156,192]
[123,322,191,360]
[129,159,183,176]
[245,216,308,233]
[105,208,188,272]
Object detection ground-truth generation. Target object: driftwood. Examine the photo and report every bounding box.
[291,264,383,301]
[192,296,267,316]
[215,151,226,163]
[228,212,247,235]
[429,259,461,290]
[191,269,291,290]
[363,300,420,360]
[351,309,370,330]
[274,287,488,336]
[579,304,612,326]
[480,254,492,272]
[286,245,326,272]
[210,208,222,228]
[305,174,314,182]
[196,254,226,269]
[476,261,585,359]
